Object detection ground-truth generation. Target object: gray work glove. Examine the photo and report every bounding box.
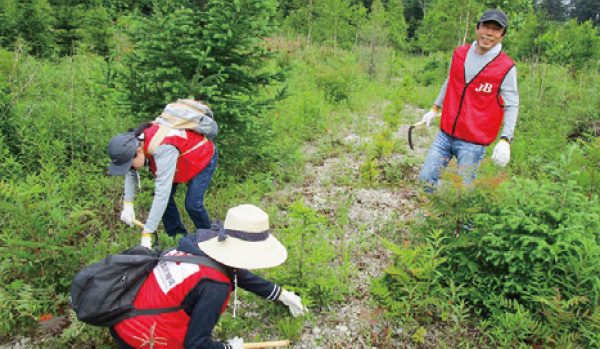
[140,230,153,249]
[120,202,136,227]
[492,139,511,167]
[226,336,243,349]
[421,108,439,126]
[279,290,307,317]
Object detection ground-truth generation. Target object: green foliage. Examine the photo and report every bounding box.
[385,0,408,51]
[360,156,380,186]
[415,1,483,54]
[372,231,463,344]
[277,316,303,340]
[507,11,546,60]
[537,20,600,71]
[4,54,129,175]
[53,4,114,56]
[314,50,362,103]
[266,199,350,309]
[485,298,543,347]
[511,61,600,178]
[420,161,600,346]
[122,0,281,176]
[8,0,54,56]
[415,52,448,86]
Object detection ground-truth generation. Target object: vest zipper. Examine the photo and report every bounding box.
[452,84,470,136]
[450,50,503,137]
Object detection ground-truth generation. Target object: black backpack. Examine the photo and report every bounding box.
[70,246,229,327]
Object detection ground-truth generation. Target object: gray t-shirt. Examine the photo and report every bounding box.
[123,144,179,233]
[434,42,519,141]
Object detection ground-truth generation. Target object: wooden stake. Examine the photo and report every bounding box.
[243,340,291,348]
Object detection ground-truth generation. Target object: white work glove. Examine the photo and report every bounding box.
[421,108,439,126]
[120,202,135,227]
[279,289,307,317]
[492,139,511,167]
[226,336,243,349]
[140,230,153,248]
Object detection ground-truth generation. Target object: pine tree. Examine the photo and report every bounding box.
[122,0,281,171]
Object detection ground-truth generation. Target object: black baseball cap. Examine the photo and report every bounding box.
[478,9,508,28]
[107,132,139,176]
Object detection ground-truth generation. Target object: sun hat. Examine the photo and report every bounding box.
[196,204,288,269]
[107,132,139,176]
[478,9,508,28]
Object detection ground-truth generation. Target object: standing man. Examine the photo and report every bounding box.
[419,9,519,192]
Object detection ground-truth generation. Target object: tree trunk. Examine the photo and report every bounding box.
[461,5,470,46]
[307,0,313,46]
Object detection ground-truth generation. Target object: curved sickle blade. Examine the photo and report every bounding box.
[407,120,427,151]
[408,125,416,150]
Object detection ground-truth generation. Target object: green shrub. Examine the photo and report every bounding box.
[421,160,600,345]
[265,199,350,309]
[537,20,600,71]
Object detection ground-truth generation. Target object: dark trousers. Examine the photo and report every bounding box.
[162,147,218,237]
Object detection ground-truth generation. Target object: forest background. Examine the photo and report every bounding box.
[1,0,600,347]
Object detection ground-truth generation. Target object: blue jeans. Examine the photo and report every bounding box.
[162,147,218,237]
[419,131,486,193]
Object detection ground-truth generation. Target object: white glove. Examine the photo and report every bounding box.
[279,290,307,317]
[226,336,243,349]
[120,202,135,227]
[421,108,439,126]
[492,139,511,167]
[140,230,153,248]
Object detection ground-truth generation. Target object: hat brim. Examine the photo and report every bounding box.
[197,235,287,270]
[108,157,134,176]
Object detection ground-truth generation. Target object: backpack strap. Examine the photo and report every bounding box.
[146,120,207,156]
[129,254,231,318]
[146,124,171,156]
[129,305,185,317]
[158,253,230,276]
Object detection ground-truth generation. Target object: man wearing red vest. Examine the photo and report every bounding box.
[108,110,218,247]
[110,204,306,349]
[418,9,519,192]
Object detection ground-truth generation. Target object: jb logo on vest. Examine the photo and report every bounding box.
[474,83,493,93]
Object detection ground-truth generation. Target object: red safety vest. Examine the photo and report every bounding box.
[440,44,515,145]
[114,251,231,349]
[143,125,214,183]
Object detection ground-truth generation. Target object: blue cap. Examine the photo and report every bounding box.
[107,132,139,176]
[479,9,508,28]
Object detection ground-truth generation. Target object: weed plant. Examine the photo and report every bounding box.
[378,158,600,347]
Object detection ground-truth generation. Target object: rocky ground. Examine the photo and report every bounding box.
[272,105,437,348]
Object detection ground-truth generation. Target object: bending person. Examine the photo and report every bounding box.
[109,204,306,349]
[108,106,217,247]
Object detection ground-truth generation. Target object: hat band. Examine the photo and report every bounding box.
[195,227,270,243]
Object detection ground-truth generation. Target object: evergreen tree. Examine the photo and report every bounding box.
[535,0,569,21]
[571,0,600,25]
[8,0,54,56]
[363,0,388,80]
[123,0,281,171]
[415,0,483,53]
[385,0,408,51]
[316,0,355,49]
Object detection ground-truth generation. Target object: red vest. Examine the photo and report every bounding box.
[143,125,214,183]
[114,251,231,349]
[440,45,515,145]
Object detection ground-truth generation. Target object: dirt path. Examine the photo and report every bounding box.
[276,105,437,348]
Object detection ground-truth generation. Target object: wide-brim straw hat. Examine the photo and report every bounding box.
[197,204,287,269]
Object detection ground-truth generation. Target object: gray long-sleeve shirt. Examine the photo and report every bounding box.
[123,144,179,233]
[434,42,519,141]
